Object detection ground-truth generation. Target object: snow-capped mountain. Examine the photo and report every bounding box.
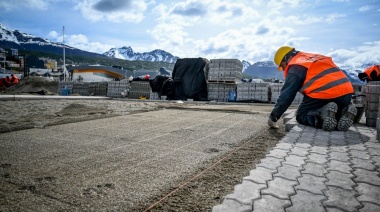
[244,61,284,80]
[0,24,106,58]
[103,46,179,63]
[242,60,251,72]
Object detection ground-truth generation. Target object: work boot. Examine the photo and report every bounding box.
[337,105,357,131]
[319,102,338,131]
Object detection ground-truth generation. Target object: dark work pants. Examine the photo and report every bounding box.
[296,94,353,127]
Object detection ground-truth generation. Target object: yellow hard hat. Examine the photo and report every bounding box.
[274,46,294,71]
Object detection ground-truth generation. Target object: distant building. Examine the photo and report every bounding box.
[68,65,125,82]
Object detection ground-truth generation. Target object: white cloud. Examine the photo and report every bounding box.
[0,0,48,11]
[54,33,114,54]
[325,13,346,24]
[359,5,370,12]
[74,0,150,23]
[328,41,380,70]
[48,30,59,39]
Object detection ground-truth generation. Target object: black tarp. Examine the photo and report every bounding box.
[172,58,209,101]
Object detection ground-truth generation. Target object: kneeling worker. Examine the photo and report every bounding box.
[268,46,357,131]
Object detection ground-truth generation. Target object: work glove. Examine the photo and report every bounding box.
[268,118,279,129]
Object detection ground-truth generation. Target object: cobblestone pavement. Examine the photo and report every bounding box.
[213,113,380,212]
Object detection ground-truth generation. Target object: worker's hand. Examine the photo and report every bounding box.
[268,118,279,129]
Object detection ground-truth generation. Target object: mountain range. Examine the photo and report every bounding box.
[0,24,364,83]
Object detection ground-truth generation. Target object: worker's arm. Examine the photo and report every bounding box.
[269,65,307,122]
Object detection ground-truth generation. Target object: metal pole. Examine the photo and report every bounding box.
[63,26,66,82]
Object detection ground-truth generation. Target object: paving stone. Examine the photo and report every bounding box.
[261,177,298,199]
[325,208,344,212]
[274,164,303,181]
[307,153,329,165]
[224,181,266,205]
[365,142,380,149]
[253,195,291,212]
[310,146,329,155]
[367,148,380,156]
[301,162,328,177]
[286,190,326,212]
[314,139,330,147]
[295,174,327,195]
[324,186,362,212]
[372,155,380,167]
[355,183,380,205]
[359,202,380,212]
[325,171,356,190]
[279,136,297,144]
[350,149,371,159]
[283,155,307,167]
[257,157,284,170]
[267,148,289,159]
[348,144,367,151]
[275,143,294,151]
[289,146,309,157]
[353,169,380,186]
[330,138,347,146]
[213,199,252,212]
[327,160,352,174]
[328,151,350,162]
[244,167,276,184]
[329,146,347,153]
[350,158,376,171]
[294,142,313,149]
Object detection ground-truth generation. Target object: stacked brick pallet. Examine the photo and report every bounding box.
[89,82,108,96]
[270,83,304,105]
[58,82,74,95]
[107,80,129,98]
[128,81,152,99]
[365,81,380,127]
[236,82,270,102]
[207,59,242,102]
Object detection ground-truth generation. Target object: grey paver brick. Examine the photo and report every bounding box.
[274,164,303,181]
[267,148,289,159]
[372,155,380,167]
[286,190,326,212]
[355,183,380,205]
[353,169,380,186]
[310,146,329,155]
[253,195,291,212]
[313,139,329,147]
[330,138,347,146]
[279,136,297,144]
[324,186,362,212]
[294,142,313,149]
[257,157,284,170]
[295,174,328,195]
[350,158,376,171]
[348,144,367,151]
[328,151,350,162]
[213,199,252,212]
[224,181,266,205]
[243,167,276,184]
[325,208,344,212]
[261,177,298,199]
[365,142,380,149]
[325,171,356,190]
[275,143,294,151]
[301,162,328,177]
[329,146,347,153]
[289,146,309,157]
[307,153,329,165]
[283,155,307,167]
[367,148,380,156]
[327,160,352,174]
[359,202,380,212]
[350,149,371,159]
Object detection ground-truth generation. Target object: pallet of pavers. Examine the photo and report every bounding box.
[270,83,304,105]
[107,80,130,98]
[236,82,270,102]
[208,59,242,83]
[207,83,237,102]
[365,81,380,127]
[72,82,91,96]
[58,82,74,95]
[128,81,151,99]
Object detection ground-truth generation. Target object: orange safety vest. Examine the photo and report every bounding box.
[11,75,19,84]
[284,52,354,99]
[363,65,380,80]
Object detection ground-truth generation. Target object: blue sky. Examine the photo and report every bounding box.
[0,0,379,70]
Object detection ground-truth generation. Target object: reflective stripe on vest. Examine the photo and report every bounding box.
[285,52,354,99]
